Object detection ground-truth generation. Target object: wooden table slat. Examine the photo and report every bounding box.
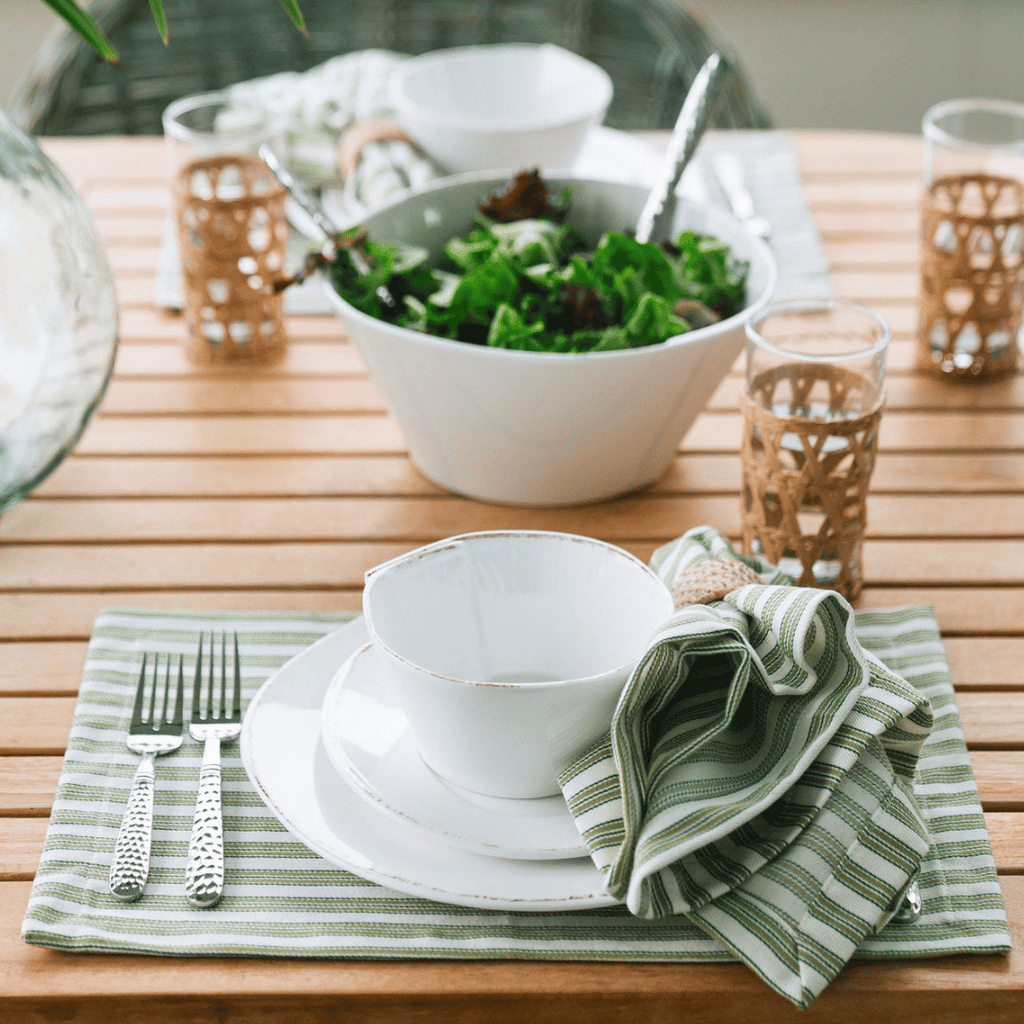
[3,494,1024,543]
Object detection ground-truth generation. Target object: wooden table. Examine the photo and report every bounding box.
[1,131,1021,1023]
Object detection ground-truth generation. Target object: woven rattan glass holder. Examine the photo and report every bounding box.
[740,299,890,601]
[918,98,1024,379]
[920,173,1024,378]
[174,154,288,364]
[740,366,883,600]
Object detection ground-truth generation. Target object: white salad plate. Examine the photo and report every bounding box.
[320,639,590,860]
[240,617,617,911]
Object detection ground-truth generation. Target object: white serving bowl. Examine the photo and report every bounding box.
[388,43,613,173]
[361,530,675,799]
[323,173,777,506]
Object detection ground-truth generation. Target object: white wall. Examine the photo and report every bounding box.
[0,0,53,110]
[690,0,1024,133]
[4,0,1024,133]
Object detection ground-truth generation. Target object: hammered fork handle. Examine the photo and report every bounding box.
[108,752,157,902]
[184,734,225,908]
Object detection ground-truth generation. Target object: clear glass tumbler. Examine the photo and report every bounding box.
[919,98,1024,378]
[740,299,890,600]
[162,92,289,364]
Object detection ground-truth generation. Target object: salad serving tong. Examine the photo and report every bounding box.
[108,652,185,902]
[185,631,243,909]
[634,51,732,246]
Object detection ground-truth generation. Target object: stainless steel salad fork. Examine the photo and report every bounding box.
[184,632,243,909]
[108,652,185,902]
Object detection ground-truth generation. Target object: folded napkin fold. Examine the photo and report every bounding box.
[559,527,935,1008]
[224,49,421,188]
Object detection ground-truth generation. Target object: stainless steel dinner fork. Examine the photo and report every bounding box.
[184,632,242,908]
[108,652,185,902]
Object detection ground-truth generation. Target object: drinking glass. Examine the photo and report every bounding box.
[740,299,890,600]
[163,92,289,364]
[919,98,1024,378]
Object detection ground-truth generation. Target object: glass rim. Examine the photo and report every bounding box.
[922,97,1024,153]
[744,298,891,363]
[161,90,287,142]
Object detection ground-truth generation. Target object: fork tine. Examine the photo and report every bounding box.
[212,633,219,719]
[192,632,205,720]
[220,632,227,719]
[208,631,216,718]
[173,654,185,727]
[157,654,172,727]
[130,652,149,724]
[232,632,241,720]
[147,652,159,724]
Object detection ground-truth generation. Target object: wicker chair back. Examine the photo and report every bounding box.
[9,0,770,136]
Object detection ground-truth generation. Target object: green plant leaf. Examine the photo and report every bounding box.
[41,0,118,61]
[623,292,688,345]
[43,0,307,59]
[591,231,677,301]
[148,0,169,44]
[277,0,308,35]
[448,257,520,324]
[487,304,539,350]
[582,326,630,352]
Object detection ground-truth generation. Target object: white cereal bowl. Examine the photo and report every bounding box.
[388,44,613,174]
[361,530,675,800]
[323,172,777,506]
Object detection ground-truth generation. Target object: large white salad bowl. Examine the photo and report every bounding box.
[323,173,777,506]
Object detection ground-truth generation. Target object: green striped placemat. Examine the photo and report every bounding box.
[22,604,1009,994]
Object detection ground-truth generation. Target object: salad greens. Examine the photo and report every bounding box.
[328,173,750,354]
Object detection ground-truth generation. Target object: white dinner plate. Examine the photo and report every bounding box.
[320,640,590,860]
[240,618,617,911]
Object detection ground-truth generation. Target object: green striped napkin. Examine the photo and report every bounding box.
[558,527,1009,1007]
[22,569,1008,1004]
